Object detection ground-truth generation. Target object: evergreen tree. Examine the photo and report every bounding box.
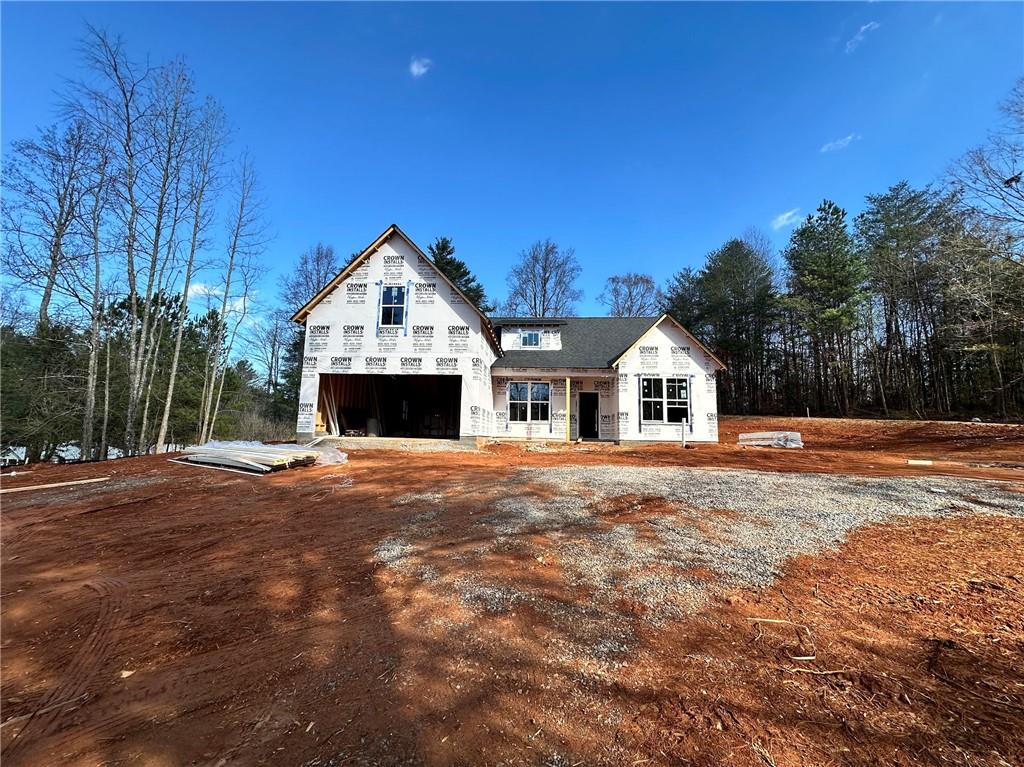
[783,200,867,414]
[662,267,704,331]
[428,236,494,313]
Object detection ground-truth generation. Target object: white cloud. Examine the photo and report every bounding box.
[409,56,433,78]
[820,133,861,153]
[845,21,880,53]
[771,208,801,231]
[187,282,217,300]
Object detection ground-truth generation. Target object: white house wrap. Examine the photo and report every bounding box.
[291,225,724,444]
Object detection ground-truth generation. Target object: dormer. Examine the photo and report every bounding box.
[493,318,565,351]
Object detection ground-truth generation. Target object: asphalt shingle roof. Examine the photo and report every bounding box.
[491,316,658,369]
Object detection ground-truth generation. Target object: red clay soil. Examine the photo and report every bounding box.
[1,417,1022,766]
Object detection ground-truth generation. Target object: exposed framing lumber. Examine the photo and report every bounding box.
[0,476,111,495]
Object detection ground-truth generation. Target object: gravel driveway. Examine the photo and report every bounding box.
[377,465,1024,662]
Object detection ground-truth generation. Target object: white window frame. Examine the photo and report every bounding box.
[641,376,691,424]
[380,285,406,327]
[508,380,550,422]
[520,330,540,348]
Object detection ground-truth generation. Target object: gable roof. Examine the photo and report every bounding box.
[492,314,726,371]
[491,316,659,369]
[289,224,501,354]
[611,313,726,370]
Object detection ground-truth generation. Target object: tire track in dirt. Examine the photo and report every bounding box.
[2,576,129,762]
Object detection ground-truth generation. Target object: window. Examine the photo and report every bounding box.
[509,381,550,422]
[665,378,689,423]
[642,376,691,423]
[521,330,540,348]
[641,378,663,421]
[509,382,529,422]
[380,285,406,326]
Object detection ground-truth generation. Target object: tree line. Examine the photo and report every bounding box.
[465,82,1024,420]
[2,28,283,462]
[2,27,1020,464]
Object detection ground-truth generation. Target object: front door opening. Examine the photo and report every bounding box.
[579,392,599,440]
[317,374,461,438]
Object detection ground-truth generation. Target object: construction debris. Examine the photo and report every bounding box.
[0,476,111,495]
[178,442,331,474]
[738,431,804,449]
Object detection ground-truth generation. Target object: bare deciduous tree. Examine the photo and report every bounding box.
[2,120,93,328]
[951,76,1024,266]
[279,242,339,311]
[501,239,582,317]
[198,155,265,443]
[156,101,226,453]
[598,272,663,316]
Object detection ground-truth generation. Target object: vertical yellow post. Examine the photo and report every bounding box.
[565,377,571,443]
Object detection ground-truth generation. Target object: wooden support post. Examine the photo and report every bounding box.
[565,377,571,443]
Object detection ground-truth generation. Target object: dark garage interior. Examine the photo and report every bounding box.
[317,374,461,438]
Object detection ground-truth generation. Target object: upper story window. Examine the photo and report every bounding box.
[380,285,406,326]
[521,330,540,348]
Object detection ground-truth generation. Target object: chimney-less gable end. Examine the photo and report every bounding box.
[290,224,501,356]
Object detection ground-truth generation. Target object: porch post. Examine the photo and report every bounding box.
[565,376,571,443]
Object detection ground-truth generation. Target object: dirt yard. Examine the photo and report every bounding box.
[2,417,1023,766]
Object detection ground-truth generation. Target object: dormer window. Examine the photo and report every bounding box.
[380,285,406,326]
[521,330,540,348]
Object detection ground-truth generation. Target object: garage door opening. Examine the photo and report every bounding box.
[317,374,461,439]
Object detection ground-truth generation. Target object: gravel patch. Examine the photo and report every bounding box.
[374,537,415,568]
[375,465,1023,666]
[518,466,1024,613]
[454,577,528,614]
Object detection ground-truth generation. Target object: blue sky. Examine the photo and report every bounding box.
[3,2,1022,316]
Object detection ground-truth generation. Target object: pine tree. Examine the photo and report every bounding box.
[783,200,867,414]
[428,236,494,313]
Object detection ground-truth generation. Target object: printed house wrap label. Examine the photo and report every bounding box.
[706,373,716,394]
[345,282,368,305]
[599,413,615,439]
[306,324,331,353]
[638,345,660,370]
[551,379,566,396]
[302,356,318,377]
[400,357,423,373]
[297,401,315,430]
[365,356,388,373]
[377,326,400,351]
[471,357,485,382]
[352,263,370,280]
[671,345,691,371]
[618,373,630,394]
[435,356,460,375]
[411,325,435,352]
[328,356,352,372]
[342,325,365,352]
[382,254,405,279]
[447,324,471,352]
[594,379,612,398]
[413,282,437,305]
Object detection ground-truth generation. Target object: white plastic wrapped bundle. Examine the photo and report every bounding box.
[737,431,804,449]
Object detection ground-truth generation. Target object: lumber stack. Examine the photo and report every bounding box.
[738,431,804,449]
[180,444,320,473]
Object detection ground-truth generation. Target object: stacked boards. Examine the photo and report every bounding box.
[738,431,804,449]
[180,444,320,474]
